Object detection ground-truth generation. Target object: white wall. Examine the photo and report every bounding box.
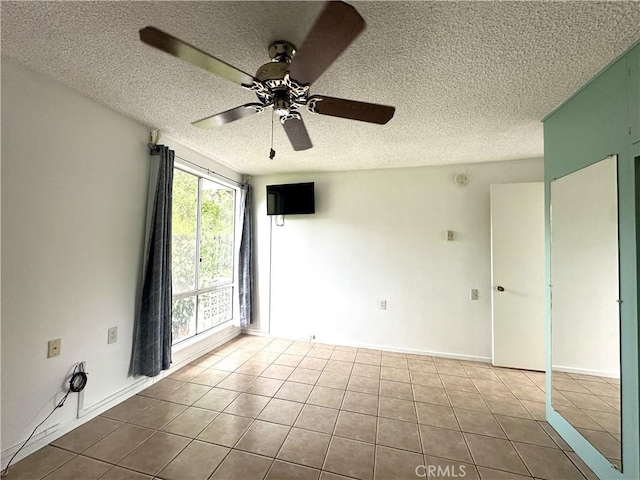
[551,156,620,377]
[1,59,241,461]
[250,159,543,360]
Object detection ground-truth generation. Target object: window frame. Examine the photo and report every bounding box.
[171,162,239,345]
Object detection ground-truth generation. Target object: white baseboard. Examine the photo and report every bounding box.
[1,325,242,469]
[242,329,492,364]
[552,365,619,379]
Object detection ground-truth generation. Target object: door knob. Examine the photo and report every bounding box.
[496,286,505,292]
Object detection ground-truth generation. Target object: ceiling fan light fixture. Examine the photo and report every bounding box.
[273,98,291,117]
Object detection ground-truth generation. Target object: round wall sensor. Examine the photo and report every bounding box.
[454,174,468,186]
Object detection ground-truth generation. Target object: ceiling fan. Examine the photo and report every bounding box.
[139,1,395,152]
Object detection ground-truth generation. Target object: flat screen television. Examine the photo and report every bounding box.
[266,182,315,215]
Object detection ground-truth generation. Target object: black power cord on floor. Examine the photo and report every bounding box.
[1,363,88,477]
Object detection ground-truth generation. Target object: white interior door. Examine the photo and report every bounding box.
[490,182,545,371]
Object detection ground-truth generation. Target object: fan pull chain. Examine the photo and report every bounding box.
[269,110,276,159]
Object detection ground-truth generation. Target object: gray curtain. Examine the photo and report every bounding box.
[239,183,254,327]
[132,144,174,376]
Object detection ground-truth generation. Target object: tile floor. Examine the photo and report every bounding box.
[7,335,601,480]
[551,371,621,470]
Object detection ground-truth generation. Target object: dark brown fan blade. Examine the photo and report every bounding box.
[139,27,255,86]
[307,95,395,124]
[192,104,264,129]
[288,1,365,85]
[282,117,313,151]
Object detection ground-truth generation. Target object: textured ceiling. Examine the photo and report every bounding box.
[2,1,639,175]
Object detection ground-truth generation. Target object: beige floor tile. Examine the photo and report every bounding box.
[409,371,443,388]
[476,466,530,479]
[334,345,358,353]
[555,406,604,430]
[415,402,459,430]
[441,375,479,393]
[347,375,380,395]
[320,472,354,480]
[379,380,413,400]
[583,409,621,434]
[289,368,322,385]
[376,417,422,453]
[262,364,295,381]
[99,466,152,480]
[330,351,357,362]
[317,371,350,390]
[324,360,354,375]
[266,460,320,480]
[138,379,185,400]
[286,345,313,356]
[539,422,572,451]
[258,398,304,425]
[381,356,408,369]
[101,396,159,422]
[252,351,282,364]
[196,413,253,447]
[575,429,621,460]
[520,400,546,421]
[472,379,514,398]
[210,450,272,480]
[189,354,224,369]
[43,456,111,480]
[307,348,334,360]
[323,437,374,480]
[168,365,206,382]
[295,404,339,434]
[355,353,381,366]
[119,432,190,476]
[235,360,271,376]
[161,407,219,438]
[495,415,557,448]
[412,385,450,406]
[333,411,377,443]
[275,381,314,403]
[52,416,123,453]
[408,360,438,373]
[374,445,423,480]
[235,420,291,457]
[216,373,258,392]
[454,409,506,438]
[508,384,546,403]
[278,428,331,469]
[565,451,599,480]
[275,353,305,367]
[307,386,345,409]
[513,442,584,479]
[212,357,248,372]
[447,390,490,413]
[380,367,411,383]
[224,393,270,418]
[464,433,528,475]
[6,446,75,480]
[193,387,240,411]
[578,380,620,397]
[190,369,229,387]
[341,391,378,415]
[129,401,187,430]
[419,425,473,463]
[552,377,591,394]
[436,363,469,377]
[299,357,329,371]
[84,425,155,464]
[464,367,501,382]
[423,456,480,480]
[163,383,211,406]
[483,394,532,419]
[351,364,380,379]
[157,440,229,480]
[245,377,285,397]
[378,396,417,423]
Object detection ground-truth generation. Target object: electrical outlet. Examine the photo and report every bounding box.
[470,289,479,300]
[47,338,61,358]
[447,230,455,241]
[380,300,387,310]
[108,327,118,344]
[309,334,316,341]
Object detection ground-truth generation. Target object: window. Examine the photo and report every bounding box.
[171,166,236,344]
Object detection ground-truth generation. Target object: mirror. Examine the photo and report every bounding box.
[550,155,621,470]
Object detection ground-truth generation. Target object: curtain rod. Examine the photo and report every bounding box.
[174,154,245,187]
